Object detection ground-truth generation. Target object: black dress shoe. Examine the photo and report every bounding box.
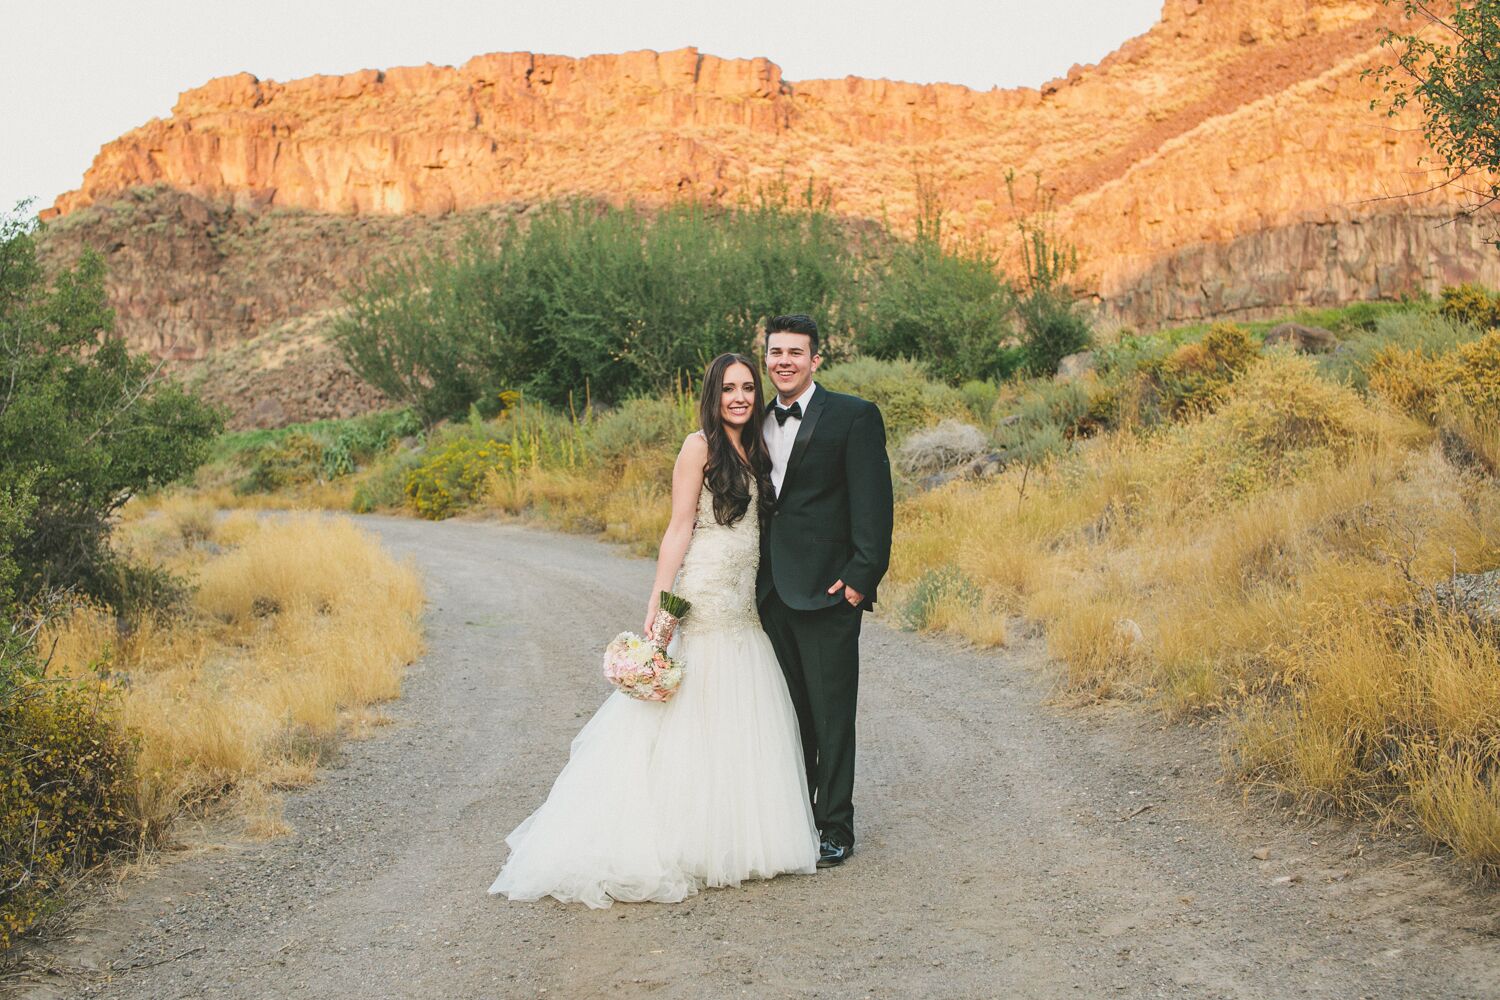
[816,839,853,868]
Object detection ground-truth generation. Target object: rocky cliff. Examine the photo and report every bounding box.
[42,0,1500,373]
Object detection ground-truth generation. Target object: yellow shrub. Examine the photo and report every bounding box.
[1368,343,1447,419]
[1438,283,1500,330]
[1370,330,1500,423]
[1442,329,1500,413]
[1,673,137,948]
[1157,352,1393,509]
[1129,322,1260,422]
[405,437,515,519]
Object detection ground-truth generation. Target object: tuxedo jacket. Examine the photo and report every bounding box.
[757,387,894,612]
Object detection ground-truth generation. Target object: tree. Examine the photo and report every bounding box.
[0,207,223,602]
[1369,1,1500,238]
[1006,171,1092,376]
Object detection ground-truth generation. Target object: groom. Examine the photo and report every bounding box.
[757,314,893,868]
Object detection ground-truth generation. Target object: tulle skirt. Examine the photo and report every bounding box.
[488,624,819,908]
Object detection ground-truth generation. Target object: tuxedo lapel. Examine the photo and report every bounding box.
[779,387,825,500]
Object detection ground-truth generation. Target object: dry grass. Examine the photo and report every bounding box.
[1233,605,1500,874]
[41,512,425,839]
[485,453,675,554]
[1439,403,1500,477]
[891,353,1500,870]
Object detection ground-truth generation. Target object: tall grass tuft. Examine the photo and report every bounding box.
[42,514,425,837]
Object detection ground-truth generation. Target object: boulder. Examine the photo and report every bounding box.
[917,449,1012,491]
[1263,322,1337,354]
[897,420,990,477]
[1429,568,1500,629]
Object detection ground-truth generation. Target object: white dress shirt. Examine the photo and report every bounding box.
[765,381,818,497]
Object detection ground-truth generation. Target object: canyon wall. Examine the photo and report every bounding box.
[43,0,1500,362]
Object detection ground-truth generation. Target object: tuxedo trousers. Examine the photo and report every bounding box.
[758,590,862,848]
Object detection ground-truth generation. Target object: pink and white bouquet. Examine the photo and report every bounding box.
[602,591,692,702]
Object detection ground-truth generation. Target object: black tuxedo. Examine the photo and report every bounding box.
[757,385,893,849]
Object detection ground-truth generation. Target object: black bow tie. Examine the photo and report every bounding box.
[772,401,803,426]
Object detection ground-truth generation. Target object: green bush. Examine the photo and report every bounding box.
[960,380,1000,424]
[862,238,1022,384]
[0,480,38,613]
[336,199,872,420]
[818,358,970,437]
[1281,299,1411,337]
[235,432,325,494]
[223,408,423,496]
[1017,287,1093,377]
[1,657,138,949]
[995,379,1097,462]
[900,565,981,631]
[1320,310,1479,390]
[0,210,222,601]
[320,409,422,477]
[588,396,697,467]
[350,448,428,513]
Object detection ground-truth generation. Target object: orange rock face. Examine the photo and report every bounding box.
[48,0,1500,328]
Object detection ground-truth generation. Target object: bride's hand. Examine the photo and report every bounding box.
[643,594,660,637]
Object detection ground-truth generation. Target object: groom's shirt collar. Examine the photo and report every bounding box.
[776,381,818,415]
[765,382,817,496]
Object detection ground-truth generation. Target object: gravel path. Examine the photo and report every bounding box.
[13,515,1500,999]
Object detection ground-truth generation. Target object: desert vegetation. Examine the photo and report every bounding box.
[209,277,1500,878]
[333,186,1085,424]
[0,211,426,949]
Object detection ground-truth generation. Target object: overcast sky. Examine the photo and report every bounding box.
[2,0,1163,213]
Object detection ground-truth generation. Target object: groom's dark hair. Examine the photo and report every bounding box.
[766,314,819,356]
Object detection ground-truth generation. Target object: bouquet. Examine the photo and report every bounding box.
[602,591,693,702]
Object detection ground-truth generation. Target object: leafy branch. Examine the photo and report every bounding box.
[1366,1,1500,238]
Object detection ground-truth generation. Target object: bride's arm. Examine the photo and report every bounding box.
[643,433,708,634]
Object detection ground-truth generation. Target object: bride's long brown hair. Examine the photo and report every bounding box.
[698,353,775,528]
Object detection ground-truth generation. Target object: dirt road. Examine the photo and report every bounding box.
[15,516,1500,999]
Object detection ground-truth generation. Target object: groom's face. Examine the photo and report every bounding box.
[765,331,821,402]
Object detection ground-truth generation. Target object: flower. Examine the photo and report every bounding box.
[602,629,686,701]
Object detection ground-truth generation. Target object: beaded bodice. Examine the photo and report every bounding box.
[673,477,762,634]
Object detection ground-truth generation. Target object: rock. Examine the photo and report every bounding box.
[1263,322,1338,353]
[1055,351,1096,382]
[1424,568,1500,635]
[897,420,990,477]
[37,0,1500,362]
[916,449,1011,491]
[970,451,1011,478]
[248,395,288,427]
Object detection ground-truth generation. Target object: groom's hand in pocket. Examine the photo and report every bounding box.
[827,579,864,607]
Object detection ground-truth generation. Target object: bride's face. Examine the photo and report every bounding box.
[718,362,757,430]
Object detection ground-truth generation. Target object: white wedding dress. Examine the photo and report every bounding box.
[489,475,819,907]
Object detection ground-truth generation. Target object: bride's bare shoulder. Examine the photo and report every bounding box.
[675,430,709,469]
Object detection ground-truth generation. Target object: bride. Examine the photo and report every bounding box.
[488,353,819,907]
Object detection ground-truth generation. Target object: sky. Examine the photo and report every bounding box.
[2,0,1163,213]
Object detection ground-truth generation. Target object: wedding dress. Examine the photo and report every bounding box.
[489,474,819,907]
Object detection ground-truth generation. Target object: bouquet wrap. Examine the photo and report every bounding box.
[602,591,693,702]
[648,590,687,653]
